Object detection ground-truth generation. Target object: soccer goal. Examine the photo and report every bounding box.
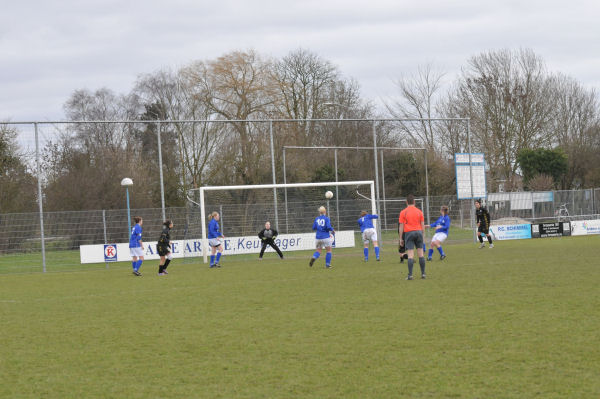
[185,181,376,263]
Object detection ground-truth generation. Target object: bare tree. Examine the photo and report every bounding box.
[548,73,600,188]
[386,63,446,151]
[450,49,555,189]
[185,50,279,185]
[135,67,224,192]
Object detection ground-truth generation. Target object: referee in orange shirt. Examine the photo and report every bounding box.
[398,194,427,280]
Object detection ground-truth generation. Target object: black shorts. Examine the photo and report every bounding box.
[404,231,423,250]
[157,245,170,256]
[478,225,490,235]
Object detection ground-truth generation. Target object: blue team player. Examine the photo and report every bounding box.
[129,216,145,276]
[208,211,225,268]
[358,210,380,262]
[427,205,450,261]
[309,206,335,268]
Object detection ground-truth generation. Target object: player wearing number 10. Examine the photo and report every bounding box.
[309,206,335,268]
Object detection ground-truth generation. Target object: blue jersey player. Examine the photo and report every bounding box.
[358,210,380,261]
[309,206,335,268]
[129,216,144,276]
[427,206,450,261]
[208,211,224,267]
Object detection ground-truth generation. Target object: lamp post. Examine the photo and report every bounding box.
[121,177,133,238]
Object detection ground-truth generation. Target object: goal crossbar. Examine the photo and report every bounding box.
[188,180,376,263]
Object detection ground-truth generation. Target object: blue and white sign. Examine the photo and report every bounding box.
[455,153,487,200]
[488,224,532,240]
[103,244,118,262]
[571,220,600,236]
[81,231,355,264]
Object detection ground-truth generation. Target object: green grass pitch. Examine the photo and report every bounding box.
[1,235,599,398]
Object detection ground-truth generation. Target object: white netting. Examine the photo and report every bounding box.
[184,181,376,262]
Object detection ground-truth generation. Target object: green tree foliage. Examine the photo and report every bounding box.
[0,126,38,212]
[517,148,568,189]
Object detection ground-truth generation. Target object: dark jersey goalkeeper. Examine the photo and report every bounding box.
[258,221,284,260]
[475,199,493,248]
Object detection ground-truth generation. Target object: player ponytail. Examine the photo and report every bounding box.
[163,219,172,228]
[360,210,367,217]
[208,211,219,221]
[133,216,142,224]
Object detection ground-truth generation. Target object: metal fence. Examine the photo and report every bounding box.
[2,188,599,273]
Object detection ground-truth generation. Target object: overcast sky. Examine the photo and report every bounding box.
[1,0,599,122]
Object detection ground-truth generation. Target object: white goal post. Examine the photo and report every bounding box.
[189,180,376,263]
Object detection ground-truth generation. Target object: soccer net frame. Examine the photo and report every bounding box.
[188,180,376,264]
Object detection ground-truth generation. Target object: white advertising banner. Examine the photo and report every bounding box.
[80,231,356,264]
[570,220,600,236]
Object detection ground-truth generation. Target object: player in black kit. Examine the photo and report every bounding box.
[157,220,173,275]
[475,199,494,248]
[258,221,284,260]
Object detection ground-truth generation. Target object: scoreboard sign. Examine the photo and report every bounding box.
[454,153,487,200]
[531,222,571,238]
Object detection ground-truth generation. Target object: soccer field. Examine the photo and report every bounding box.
[1,236,599,398]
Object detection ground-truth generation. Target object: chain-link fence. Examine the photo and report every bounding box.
[2,188,599,273]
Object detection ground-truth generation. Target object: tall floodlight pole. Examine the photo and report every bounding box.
[121,178,133,238]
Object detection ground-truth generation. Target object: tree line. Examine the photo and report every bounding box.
[1,48,599,213]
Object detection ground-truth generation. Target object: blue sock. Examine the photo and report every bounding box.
[325,252,332,266]
[423,243,427,252]
[374,247,380,259]
[216,252,222,263]
[363,248,368,260]
[312,251,320,259]
[428,249,434,258]
[210,255,215,265]
[132,261,136,270]
[437,247,445,256]
[136,259,143,271]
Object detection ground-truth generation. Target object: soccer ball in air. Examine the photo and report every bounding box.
[325,191,334,199]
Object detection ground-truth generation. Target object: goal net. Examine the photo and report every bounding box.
[184,181,376,263]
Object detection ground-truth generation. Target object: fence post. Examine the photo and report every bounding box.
[466,119,476,242]
[424,150,430,226]
[269,120,279,230]
[34,123,47,273]
[103,210,108,269]
[380,150,387,230]
[282,147,288,233]
[334,148,340,231]
[372,121,380,216]
[157,120,166,221]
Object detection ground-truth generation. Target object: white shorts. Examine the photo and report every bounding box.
[129,247,144,257]
[431,232,448,243]
[315,237,333,249]
[362,228,378,244]
[166,252,173,260]
[209,238,223,247]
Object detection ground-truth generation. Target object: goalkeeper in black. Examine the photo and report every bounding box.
[258,221,284,260]
[475,199,494,248]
